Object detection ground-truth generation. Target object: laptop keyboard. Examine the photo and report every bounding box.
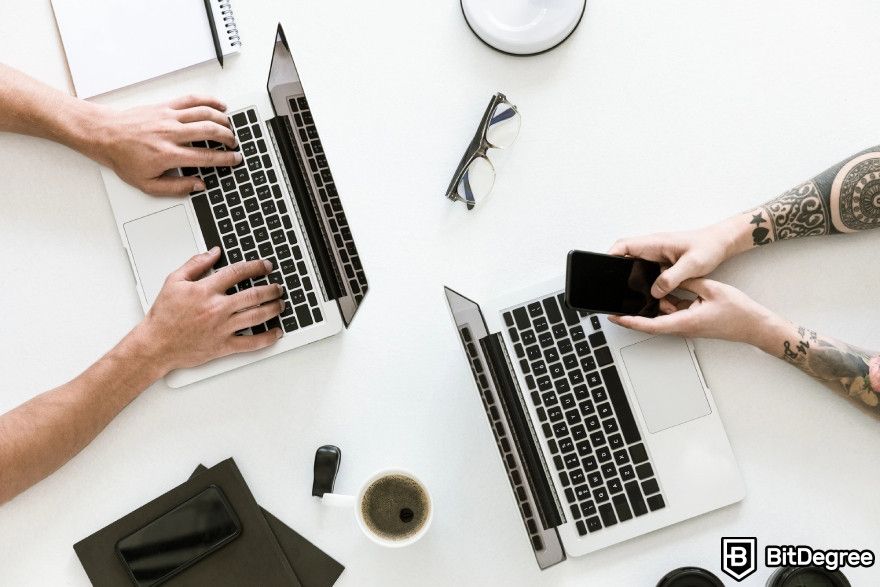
[187,107,324,334]
[287,96,367,304]
[503,294,666,537]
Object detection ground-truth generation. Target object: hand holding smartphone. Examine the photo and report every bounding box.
[564,250,662,317]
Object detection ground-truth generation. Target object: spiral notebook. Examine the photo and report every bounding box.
[51,0,243,99]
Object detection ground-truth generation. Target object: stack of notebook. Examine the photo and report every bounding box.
[73,458,344,587]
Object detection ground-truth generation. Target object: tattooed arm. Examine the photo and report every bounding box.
[744,145,880,246]
[609,279,880,413]
[611,145,880,297]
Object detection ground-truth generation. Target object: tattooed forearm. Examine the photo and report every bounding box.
[781,326,880,410]
[749,145,880,246]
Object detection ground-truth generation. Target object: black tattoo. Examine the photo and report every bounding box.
[762,181,830,241]
[748,146,880,245]
[782,326,879,410]
[830,154,880,232]
[750,211,772,246]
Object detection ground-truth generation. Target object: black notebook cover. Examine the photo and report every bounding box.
[189,465,345,587]
[73,458,301,586]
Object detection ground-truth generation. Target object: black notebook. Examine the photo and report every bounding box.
[73,458,344,587]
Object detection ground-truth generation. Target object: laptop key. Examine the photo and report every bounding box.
[647,494,665,512]
[598,503,617,527]
[589,331,606,348]
[642,478,660,496]
[295,304,313,327]
[595,347,614,367]
[582,455,598,472]
[612,494,632,522]
[576,440,592,457]
[576,521,588,537]
[619,465,635,481]
[628,443,648,464]
[607,478,623,494]
[542,296,563,323]
[586,516,602,533]
[625,481,649,516]
[608,433,624,450]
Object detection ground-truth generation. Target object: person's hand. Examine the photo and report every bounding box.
[609,219,744,299]
[85,95,242,196]
[133,248,284,375]
[608,278,779,346]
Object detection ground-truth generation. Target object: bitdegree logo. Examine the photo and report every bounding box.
[766,545,875,572]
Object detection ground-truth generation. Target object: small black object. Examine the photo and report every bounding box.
[399,508,414,523]
[656,566,724,587]
[312,445,341,497]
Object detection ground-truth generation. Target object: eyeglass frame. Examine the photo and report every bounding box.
[445,92,519,210]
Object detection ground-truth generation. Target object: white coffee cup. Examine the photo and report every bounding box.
[322,468,432,548]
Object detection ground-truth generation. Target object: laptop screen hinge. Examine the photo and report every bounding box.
[267,115,343,302]
[481,333,564,530]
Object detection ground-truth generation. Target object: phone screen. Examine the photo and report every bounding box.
[116,486,240,587]
[565,251,662,317]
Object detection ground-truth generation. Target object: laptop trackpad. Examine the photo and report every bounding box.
[124,205,198,307]
[620,337,710,434]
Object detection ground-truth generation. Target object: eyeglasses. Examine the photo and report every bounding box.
[446,93,521,210]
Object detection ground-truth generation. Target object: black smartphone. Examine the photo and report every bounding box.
[565,250,662,317]
[116,485,241,587]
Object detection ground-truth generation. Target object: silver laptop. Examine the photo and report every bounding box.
[102,25,368,387]
[445,277,744,569]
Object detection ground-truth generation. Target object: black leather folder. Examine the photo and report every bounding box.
[74,458,342,587]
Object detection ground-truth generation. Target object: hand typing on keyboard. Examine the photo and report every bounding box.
[0,64,240,196]
[83,94,244,196]
[136,247,285,373]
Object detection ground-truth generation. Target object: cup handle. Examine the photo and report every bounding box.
[322,493,356,508]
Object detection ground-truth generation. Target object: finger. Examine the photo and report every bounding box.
[142,174,205,197]
[230,299,285,332]
[175,121,236,149]
[175,106,231,128]
[227,328,283,353]
[608,312,693,335]
[677,277,716,298]
[173,146,242,168]
[228,284,283,312]
[170,247,221,281]
[167,94,227,112]
[608,237,635,256]
[608,235,658,257]
[651,257,699,298]
[209,259,272,291]
[659,298,679,315]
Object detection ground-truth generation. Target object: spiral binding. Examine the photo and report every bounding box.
[217,0,242,47]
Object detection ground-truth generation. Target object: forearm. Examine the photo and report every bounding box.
[750,316,879,411]
[708,145,880,258]
[0,63,104,159]
[0,326,166,505]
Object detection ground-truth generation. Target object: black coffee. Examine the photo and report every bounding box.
[360,474,430,541]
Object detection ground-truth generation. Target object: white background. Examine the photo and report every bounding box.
[1,1,879,585]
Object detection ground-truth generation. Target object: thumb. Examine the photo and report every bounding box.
[651,258,697,299]
[143,175,206,197]
[171,247,221,281]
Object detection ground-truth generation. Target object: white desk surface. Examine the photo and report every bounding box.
[1,1,878,585]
